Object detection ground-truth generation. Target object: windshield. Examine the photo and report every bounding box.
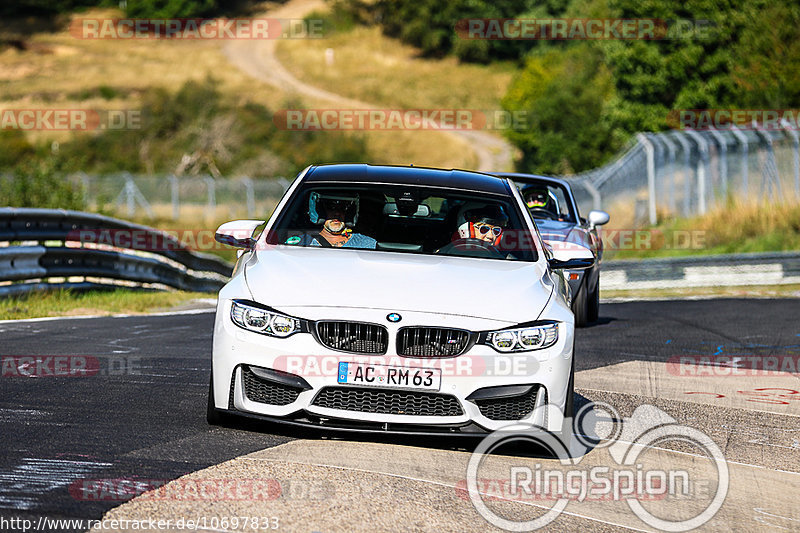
[518,181,576,223]
[267,183,539,261]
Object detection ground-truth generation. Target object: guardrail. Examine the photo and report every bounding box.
[601,251,800,290]
[0,208,233,296]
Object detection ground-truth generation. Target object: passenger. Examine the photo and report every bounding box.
[287,192,377,248]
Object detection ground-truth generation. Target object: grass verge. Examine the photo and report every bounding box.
[602,283,800,300]
[605,200,800,259]
[0,289,213,320]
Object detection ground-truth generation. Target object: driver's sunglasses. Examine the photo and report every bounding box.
[474,223,503,236]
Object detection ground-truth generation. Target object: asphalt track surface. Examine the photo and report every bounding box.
[1,299,799,531]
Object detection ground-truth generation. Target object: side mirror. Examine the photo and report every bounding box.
[588,210,610,229]
[214,220,265,250]
[547,242,595,270]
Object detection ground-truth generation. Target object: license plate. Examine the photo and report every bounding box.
[337,362,441,391]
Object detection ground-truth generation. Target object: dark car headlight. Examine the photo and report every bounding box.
[230,300,301,337]
[484,323,558,353]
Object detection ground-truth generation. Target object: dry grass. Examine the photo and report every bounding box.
[0,288,211,320]
[607,199,800,259]
[0,6,482,168]
[0,8,291,145]
[276,25,516,110]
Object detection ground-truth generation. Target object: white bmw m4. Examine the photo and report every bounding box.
[208,164,593,438]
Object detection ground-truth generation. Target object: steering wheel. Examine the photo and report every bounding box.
[435,238,504,258]
[528,207,559,220]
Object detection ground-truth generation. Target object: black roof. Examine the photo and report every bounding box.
[303,164,512,195]
[493,172,572,189]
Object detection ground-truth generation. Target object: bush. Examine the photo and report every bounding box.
[4,79,371,180]
[503,45,622,174]
[0,161,85,210]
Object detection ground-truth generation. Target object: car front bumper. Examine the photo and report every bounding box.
[211,299,574,434]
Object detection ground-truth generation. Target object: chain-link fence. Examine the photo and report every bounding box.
[51,125,800,227]
[66,173,291,221]
[562,125,800,226]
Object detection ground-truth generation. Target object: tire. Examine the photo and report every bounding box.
[206,371,225,425]
[587,274,600,323]
[572,280,589,328]
[558,357,575,450]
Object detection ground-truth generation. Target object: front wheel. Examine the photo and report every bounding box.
[557,358,575,450]
[572,280,589,327]
[587,275,600,323]
[207,371,226,425]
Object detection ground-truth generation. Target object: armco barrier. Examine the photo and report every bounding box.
[601,251,800,290]
[0,208,233,295]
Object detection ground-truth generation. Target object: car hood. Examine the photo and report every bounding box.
[536,219,593,249]
[535,219,575,241]
[244,246,553,323]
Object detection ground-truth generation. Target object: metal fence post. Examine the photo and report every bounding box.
[205,176,216,214]
[706,128,728,200]
[672,132,693,216]
[168,174,179,220]
[753,122,782,199]
[242,177,255,217]
[781,119,800,197]
[115,173,154,218]
[729,125,749,193]
[638,133,657,224]
[684,130,709,215]
[581,179,602,211]
[658,133,678,213]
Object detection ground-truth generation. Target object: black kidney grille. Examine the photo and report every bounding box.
[475,387,539,420]
[397,327,471,357]
[242,366,302,406]
[316,321,388,354]
[312,386,463,417]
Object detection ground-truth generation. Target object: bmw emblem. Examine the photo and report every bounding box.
[387,313,402,323]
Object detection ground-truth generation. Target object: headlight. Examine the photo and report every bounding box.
[230,300,301,337]
[485,323,558,352]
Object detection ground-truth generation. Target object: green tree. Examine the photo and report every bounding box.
[503,44,619,174]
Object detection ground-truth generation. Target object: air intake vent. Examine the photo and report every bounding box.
[397,327,472,357]
[242,366,303,406]
[312,387,463,416]
[474,387,539,420]
[315,321,388,354]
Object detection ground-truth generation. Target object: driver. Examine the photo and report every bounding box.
[456,205,508,246]
[288,192,377,249]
